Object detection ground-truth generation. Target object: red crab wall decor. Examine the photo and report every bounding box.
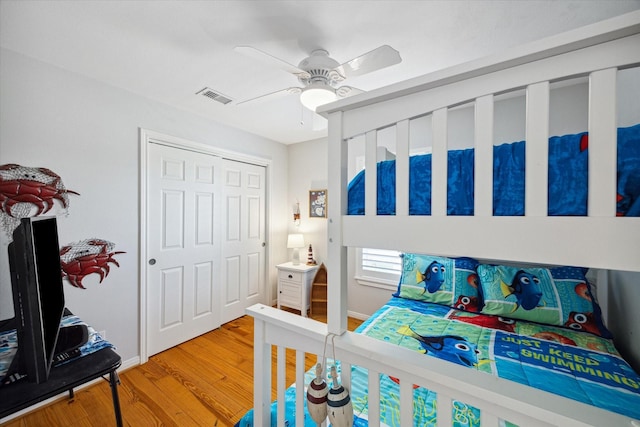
[60,239,125,289]
[0,163,79,233]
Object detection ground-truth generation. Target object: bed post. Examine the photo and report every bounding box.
[327,110,348,335]
[253,316,271,427]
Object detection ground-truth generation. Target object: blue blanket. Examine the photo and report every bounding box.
[348,124,640,216]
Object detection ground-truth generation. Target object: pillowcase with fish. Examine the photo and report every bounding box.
[476,264,611,337]
[394,254,481,312]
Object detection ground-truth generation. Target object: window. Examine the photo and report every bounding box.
[355,248,402,290]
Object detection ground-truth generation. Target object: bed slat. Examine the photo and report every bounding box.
[296,350,305,427]
[365,130,378,216]
[277,346,286,427]
[474,94,494,217]
[399,379,413,426]
[437,392,453,426]
[396,120,410,216]
[588,68,618,217]
[367,370,381,427]
[364,130,378,215]
[481,411,500,427]
[525,81,550,216]
[432,108,449,216]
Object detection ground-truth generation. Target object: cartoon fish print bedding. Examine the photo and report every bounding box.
[235,297,640,427]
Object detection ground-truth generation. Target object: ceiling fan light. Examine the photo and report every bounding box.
[300,85,337,111]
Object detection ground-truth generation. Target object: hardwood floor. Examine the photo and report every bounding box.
[3,311,363,427]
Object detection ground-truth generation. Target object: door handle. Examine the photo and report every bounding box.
[148,259,156,265]
[262,242,266,247]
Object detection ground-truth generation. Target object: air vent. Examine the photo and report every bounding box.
[196,87,233,105]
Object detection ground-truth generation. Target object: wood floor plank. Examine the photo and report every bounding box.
[1,313,363,426]
[77,380,128,427]
[122,367,202,426]
[42,391,90,425]
[151,347,249,420]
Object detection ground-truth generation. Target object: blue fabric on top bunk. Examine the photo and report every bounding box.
[347,124,640,216]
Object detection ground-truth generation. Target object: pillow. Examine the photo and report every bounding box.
[477,264,611,337]
[394,254,481,312]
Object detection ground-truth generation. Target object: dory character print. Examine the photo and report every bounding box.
[501,270,543,312]
[398,325,480,367]
[416,260,446,294]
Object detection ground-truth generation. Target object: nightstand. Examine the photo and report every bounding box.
[276,262,319,317]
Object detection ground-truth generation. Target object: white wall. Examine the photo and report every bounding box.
[0,48,290,364]
[286,137,328,266]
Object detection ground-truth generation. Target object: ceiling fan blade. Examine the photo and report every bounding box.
[234,46,310,79]
[335,45,401,78]
[236,87,302,106]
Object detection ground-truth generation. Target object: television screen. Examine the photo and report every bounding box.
[8,216,65,383]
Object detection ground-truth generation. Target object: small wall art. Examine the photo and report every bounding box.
[309,189,327,218]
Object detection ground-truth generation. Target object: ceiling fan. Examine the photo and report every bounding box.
[234,45,402,111]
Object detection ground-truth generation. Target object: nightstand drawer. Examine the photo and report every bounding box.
[278,269,303,284]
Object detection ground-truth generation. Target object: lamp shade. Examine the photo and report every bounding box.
[300,84,337,112]
[287,233,305,249]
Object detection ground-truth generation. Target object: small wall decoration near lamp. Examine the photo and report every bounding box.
[309,189,327,218]
[287,233,305,265]
[293,201,301,226]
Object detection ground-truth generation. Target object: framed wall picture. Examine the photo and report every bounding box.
[309,189,327,218]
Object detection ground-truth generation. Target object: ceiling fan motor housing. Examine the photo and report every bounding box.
[297,49,344,87]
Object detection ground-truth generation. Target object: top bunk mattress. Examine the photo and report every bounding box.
[348,124,640,217]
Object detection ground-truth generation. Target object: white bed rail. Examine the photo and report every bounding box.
[323,11,640,277]
[248,304,638,427]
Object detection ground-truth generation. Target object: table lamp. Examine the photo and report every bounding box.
[287,233,305,265]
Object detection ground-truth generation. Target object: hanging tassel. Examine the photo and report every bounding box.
[327,365,353,427]
[306,363,328,425]
[307,333,353,426]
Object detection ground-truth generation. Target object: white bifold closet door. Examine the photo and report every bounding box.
[146,143,265,356]
[220,159,266,324]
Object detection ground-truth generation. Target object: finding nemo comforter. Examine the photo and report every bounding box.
[235,297,640,426]
[348,124,640,217]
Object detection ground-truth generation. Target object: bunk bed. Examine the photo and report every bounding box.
[245,11,640,427]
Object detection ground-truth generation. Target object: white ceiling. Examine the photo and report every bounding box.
[1,1,639,144]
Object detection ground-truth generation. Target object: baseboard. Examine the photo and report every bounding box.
[347,310,370,321]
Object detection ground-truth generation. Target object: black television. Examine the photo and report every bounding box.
[8,216,65,384]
